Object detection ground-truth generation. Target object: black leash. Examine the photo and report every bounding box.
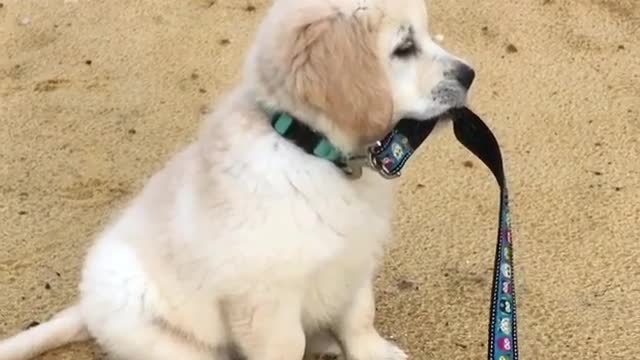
[374,108,519,360]
[451,108,519,360]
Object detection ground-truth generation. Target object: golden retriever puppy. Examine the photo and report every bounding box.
[0,0,474,359]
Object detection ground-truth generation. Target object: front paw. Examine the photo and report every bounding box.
[372,341,407,360]
[346,335,407,360]
[304,330,344,360]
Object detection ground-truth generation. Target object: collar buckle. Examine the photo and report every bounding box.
[368,141,402,179]
[342,144,404,180]
[264,106,427,181]
[369,157,400,179]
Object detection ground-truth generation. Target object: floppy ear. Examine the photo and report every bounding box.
[286,13,393,145]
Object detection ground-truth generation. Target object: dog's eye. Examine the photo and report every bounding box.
[393,41,418,58]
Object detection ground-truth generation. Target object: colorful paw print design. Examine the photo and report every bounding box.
[379,134,412,173]
[502,281,512,295]
[500,318,512,335]
[501,263,512,279]
[503,246,511,261]
[498,337,512,352]
[381,157,394,168]
[392,142,404,160]
[499,298,512,314]
[501,227,513,244]
[493,196,516,360]
[389,135,411,161]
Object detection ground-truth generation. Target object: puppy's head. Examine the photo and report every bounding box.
[245,0,473,151]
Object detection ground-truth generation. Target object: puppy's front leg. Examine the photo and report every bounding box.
[226,293,306,360]
[335,281,407,360]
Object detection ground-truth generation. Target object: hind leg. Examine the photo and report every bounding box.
[79,237,224,360]
[94,319,220,360]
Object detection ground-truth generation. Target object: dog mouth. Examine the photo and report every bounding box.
[438,107,461,121]
[403,105,456,125]
[420,107,459,123]
[426,83,469,120]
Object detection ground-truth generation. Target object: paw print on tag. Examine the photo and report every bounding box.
[392,143,404,159]
[381,157,394,169]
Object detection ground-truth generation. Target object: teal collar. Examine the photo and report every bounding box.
[272,112,345,162]
[266,108,369,178]
[262,103,439,179]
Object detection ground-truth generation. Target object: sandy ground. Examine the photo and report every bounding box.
[1,0,639,359]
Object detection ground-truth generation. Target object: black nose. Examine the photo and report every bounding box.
[454,63,475,90]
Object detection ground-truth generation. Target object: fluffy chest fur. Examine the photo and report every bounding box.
[221,141,395,331]
[114,103,399,338]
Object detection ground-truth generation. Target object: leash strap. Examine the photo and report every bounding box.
[372,108,519,360]
[369,120,438,178]
[451,107,519,360]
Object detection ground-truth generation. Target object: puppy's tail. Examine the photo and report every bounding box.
[0,304,90,360]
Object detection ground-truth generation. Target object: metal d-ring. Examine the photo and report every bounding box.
[366,145,401,180]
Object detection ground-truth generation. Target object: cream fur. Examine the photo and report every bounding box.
[0,0,473,359]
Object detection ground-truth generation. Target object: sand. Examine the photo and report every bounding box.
[1,0,638,359]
